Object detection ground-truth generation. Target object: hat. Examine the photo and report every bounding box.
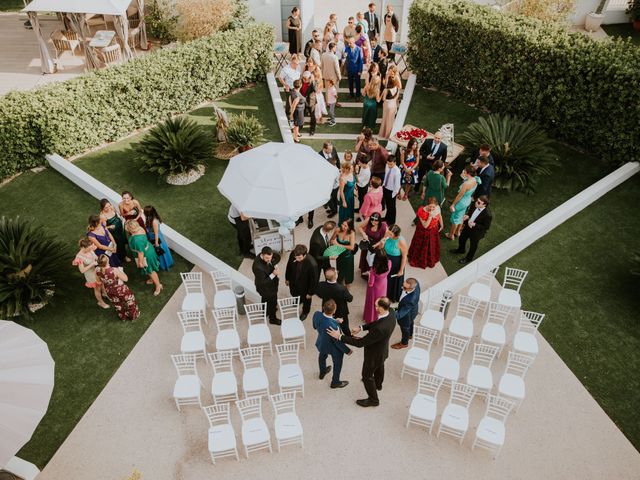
[302,71,312,79]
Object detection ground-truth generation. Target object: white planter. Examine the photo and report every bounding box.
[165,165,205,186]
[585,12,604,32]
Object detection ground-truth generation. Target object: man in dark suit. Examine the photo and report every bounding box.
[313,299,351,389]
[474,155,495,198]
[304,29,320,59]
[318,141,340,167]
[315,267,353,336]
[450,195,492,264]
[417,131,448,189]
[252,246,281,325]
[285,244,318,320]
[309,221,336,278]
[327,297,396,407]
[365,2,380,41]
[391,278,421,349]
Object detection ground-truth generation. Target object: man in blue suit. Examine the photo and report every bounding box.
[391,278,421,349]
[344,36,364,99]
[474,155,495,199]
[313,299,351,389]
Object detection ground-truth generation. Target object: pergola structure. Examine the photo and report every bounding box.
[23,0,147,74]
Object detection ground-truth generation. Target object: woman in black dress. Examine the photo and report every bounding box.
[287,7,302,55]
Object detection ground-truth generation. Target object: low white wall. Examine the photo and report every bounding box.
[266,71,295,145]
[46,154,260,301]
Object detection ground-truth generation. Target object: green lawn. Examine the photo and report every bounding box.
[0,0,24,11]
[603,23,640,46]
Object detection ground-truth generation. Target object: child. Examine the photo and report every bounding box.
[326,78,337,127]
[73,238,109,309]
[355,154,371,220]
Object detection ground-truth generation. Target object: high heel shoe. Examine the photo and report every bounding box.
[153,284,164,296]
[97,302,110,309]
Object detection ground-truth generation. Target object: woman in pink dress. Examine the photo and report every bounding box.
[363,249,391,323]
[358,176,383,221]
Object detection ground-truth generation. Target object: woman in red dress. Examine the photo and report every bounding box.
[95,255,140,321]
[408,197,443,269]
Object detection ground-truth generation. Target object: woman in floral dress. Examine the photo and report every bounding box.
[96,255,139,321]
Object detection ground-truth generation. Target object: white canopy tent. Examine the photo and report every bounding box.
[23,0,147,73]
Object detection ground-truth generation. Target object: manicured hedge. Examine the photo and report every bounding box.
[0,23,273,179]
[408,0,640,164]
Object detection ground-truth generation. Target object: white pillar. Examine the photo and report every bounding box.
[400,0,412,44]
[300,0,315,48]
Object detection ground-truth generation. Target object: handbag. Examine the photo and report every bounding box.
[154,245,165,256]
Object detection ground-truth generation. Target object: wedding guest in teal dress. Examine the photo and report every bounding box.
[445,164,479,240]
[339,162,356,224]
[125,220,163,296]
[361,64,381,129]
[143,205,174,271]
[382,224,408,302]
[100,198,130,262]
[332,219,356,288]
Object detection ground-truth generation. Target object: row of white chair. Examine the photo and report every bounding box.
[180,271,237,325]
[205,393,304,463]
[468,266,529,310]
[407,375,515,458]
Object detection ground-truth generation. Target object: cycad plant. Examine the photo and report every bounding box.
[0,216,69,318]
[135,116,212,179]
[459,114,559,194]
[225,112,267,151]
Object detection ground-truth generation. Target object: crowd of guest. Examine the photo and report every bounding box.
[72,192,174,321]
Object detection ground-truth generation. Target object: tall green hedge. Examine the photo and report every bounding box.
[408,0,640,164]
[0,23,273,179]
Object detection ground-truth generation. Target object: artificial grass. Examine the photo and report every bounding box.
[0,0,23,11]
[603,23,640,46]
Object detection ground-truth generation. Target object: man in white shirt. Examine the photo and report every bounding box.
[382,155,401,225]
[334,32,346,67]
[326,158,341,217]
[450,195,493,264]
[355,155,371,219]
[311,39,322,67]
[278,55,300,119]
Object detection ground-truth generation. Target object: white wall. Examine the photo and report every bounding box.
[247,0,283,41]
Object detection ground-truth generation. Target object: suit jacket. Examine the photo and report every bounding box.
[384,13,399,32]
[285,253,318,297]
[475,164,495,197]
[303,38,314,58]
[321,51,341,84]
[318,147,340,168]
[313,312,351,355]
[365,11,380,37]
[396,283,421,324]
[342,311,396,368]
[345,45,364,74]
[309,226,332,263]
[315,281,353,319]
[252,256,279,298]
[463,205,492,240]
[419,138,448,163]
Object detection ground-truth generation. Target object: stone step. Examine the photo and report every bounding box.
[298,133,360,140]
[279,86,403,94]
[304,117,381,124]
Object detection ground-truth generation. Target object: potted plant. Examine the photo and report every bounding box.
[225,112,266,153]
[627,0,640,31]
[586,0,608,32]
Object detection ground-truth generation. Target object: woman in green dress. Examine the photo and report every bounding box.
[331,218,356,289]
[445,164,479,240]
[420,160,452,206]
[125,220,163,296]
[100,198,130,262]
[361,64,381,129]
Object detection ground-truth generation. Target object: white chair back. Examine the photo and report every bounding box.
[178,310,204,333]
[171,353,198,376]
[278,297,301,320]
[213,307,238,332]
[485,395,515,423]
[208,351,234,375]
[417,372,444,398]
[486,302,513,326]
[455,295,481,320]
[203,403,231,428]
[236,396,263,421]
[502,267,528,292]
[471,343,499,369]
[181,272,204,295]
[411,326,438,350]
[477,265,500,286]
[245,302,268,326]
[449,381,477,408]
[441,334,468,361]
[426,288,449,311]
[270,391,297,415]
[210,269,233,292]
[240,346,265,370]
[518,310,545,335]
[276,343,300,366]
[504,351,535,379]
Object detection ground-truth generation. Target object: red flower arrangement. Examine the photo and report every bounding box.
[395,127,428,142]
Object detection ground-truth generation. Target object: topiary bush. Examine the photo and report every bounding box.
[408,0,640,166]
[459,114,559,194]
[225,112,267,150]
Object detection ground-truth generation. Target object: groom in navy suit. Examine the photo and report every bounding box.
[313,299,351,389]
[391,278,421,349]
[474,155,495,198]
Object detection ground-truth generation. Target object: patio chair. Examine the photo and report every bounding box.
[447,295,482,346]
[203,403,240,463]
[210,269,236,310]
[419,288,452,344]
[128,26,141,53]
[480,302,514,356]
[472,395,515,458]
[236,396,272,458]
[50,30,81,59]
[177,310,207,363]
[466,343,500,397]
[244,302,273,355]
[437,381,477,444]
[99,44,122,67]
[240,346,270,398]
[270,392,304,451]
[433,334,468,385]
[208,351,239,404]
[406,373,444,434]
[213,307,241,357]
[276,343,304,397]
[401,326,438,379]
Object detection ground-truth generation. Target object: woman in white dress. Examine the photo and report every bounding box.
[313,66,328,124]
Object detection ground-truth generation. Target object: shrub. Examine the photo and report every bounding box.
[408,0,640,166]
[135,116,212,179]
[175,0,236,41]
[146,0,178,43]
[226,112,267,149]
[459,114,558,194]
[0,23,273,180]
[0,216,70,318]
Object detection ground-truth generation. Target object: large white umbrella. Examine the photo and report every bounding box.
[0,321,55,468]
[217,142,337,221]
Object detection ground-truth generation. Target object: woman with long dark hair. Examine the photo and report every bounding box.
[331,218,356,288]
[126,220,163,296]
[143,205,174,271]
[100,198,129,262]
[87,214,122,268]
[96,254,139,321]
[363,249,391,323]
[382,224,408,302]
[118,191,145,229]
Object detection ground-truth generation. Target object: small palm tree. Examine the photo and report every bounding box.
[135,116,212,179]
[459,114,559,194]
[0,216,69,318]
[225,112,267,151]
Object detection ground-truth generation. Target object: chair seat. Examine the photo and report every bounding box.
[274,412,303,440]
[498,373,525,400]
[476,417,505,446]
[403,347,430,371]
[279,364,304,388]
[498,289,521,309]
[481,323,506,345]
[209,424,236,452]
[440,404,469,431]
[281,318,305,339]
[243,367,269,392]
[182,292,207,312]
[419,309,444,331]
[242,417,270,446]
[513,332,538,355]
[216,330,240,351]
[248,324,272,345]
[409,393,437,421]
[449,315,473,339]
[174,374,200,399]
[433,357,460,381]
[468,282,491,302]
[181,331,205,353]
[212,371,237,396]
[214,290,236,310]
[466,365,493,390]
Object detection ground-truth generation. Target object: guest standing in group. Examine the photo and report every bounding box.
[313,299,351,389]
[329,13,339,35]
[325,78,337,127]
[361,65,381,129]
[285,244,318,321]
[315,268,353,336]
[286,7,302,55]
[446,164,479,240]
[359,176,383,222]
[319,141,340,165]
[355,126,373,158]
[227,203,253,259]
[322,22,334,51]
[382,155,401,225]
[474,155,495,199]
[378,65,401,139]
[363,249,390,323]
[304,29,320,59]
[100,198,129,262]
[279,55,301,120]
[398,138,420,201]
[354,25,370,65]
[450,195,492,265]
[309,220,336,279]
[421,160,452,207]
[87,215,122,268]
[345,36,364,99]
[355,155,371,217]
[300,71,317,137]
[333,32,346,72]
[408,197,443,269]
[95,254,139,321]
[382,224,408,302]
[338,162,356,225]
[125,219,163,296]
[368,137,389,180]
[370,37,382,63]
[377,47,389,79]
[118,191,145,229]
[313,66,327,125]
[321,41,341,87]
[383,4,399,59]
[365,2,380,42]
[332,219,356,289]
[358,212,387,276]
[143,205,174,271]
[391,278,421,349]
[417,131,448,188]
[355,11,369,37]
[325,157,340,218]
[289,79,305,143]
[252,246,281,325]
[310,39,322,67]
[343,16,357,40]
[73,238,109,309]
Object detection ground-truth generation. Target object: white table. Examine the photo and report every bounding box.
[89,30,116,48]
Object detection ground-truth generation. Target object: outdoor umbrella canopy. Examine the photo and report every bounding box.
[217,142,337,221]
[0,321,55,469]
